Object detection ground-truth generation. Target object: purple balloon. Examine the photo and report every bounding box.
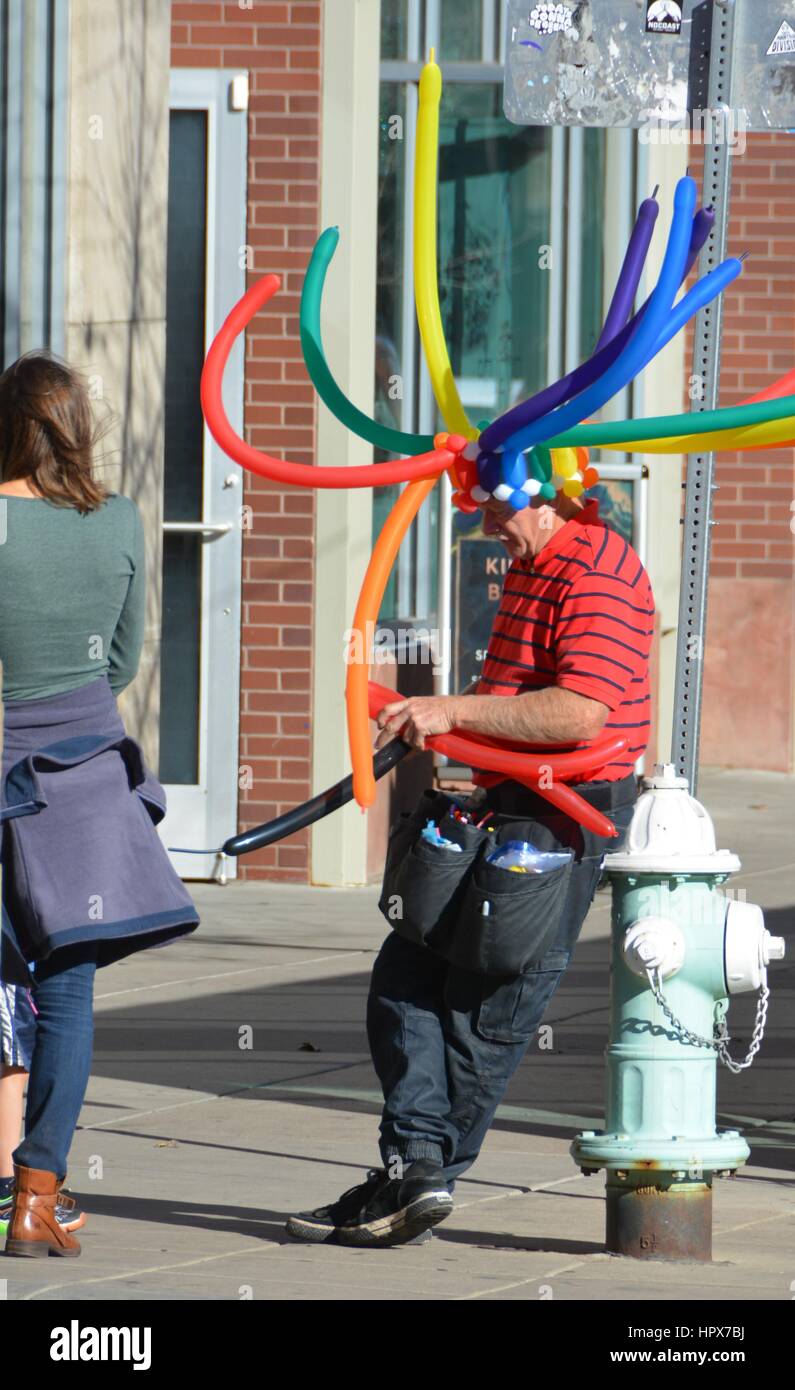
[479,205,716,455]
[596,194,659,352]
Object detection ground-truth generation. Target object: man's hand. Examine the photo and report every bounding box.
[374,695,461,751]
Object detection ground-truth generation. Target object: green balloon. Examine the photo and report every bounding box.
[530,445,552,480]
[300,227,435,455]
[544,394,795,450]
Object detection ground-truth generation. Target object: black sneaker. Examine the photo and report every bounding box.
[286,1169,390,1243]
[337,1159,453,1247]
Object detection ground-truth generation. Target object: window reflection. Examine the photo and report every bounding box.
[437,85,551,428]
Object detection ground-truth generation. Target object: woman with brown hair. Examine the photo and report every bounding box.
[0,350,199,1258]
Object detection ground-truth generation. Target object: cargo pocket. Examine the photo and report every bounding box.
[378,789,456,913]
[446,850,573,978]
[475,949,570,1043]
[378,792,488,953]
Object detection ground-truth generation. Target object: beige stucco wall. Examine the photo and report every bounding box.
[64,0,171,769]
[311,0,382,886]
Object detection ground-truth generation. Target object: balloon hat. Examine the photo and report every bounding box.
[201,52,795,822]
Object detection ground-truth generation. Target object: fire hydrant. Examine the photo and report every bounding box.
[571,764,785,1261]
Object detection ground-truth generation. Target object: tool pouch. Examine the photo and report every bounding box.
[378,790,489,954]
[449,831,573,977]
[378,792,573,976]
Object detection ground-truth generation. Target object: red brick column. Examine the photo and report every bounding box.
[172,1,321,878]
[685,134,795,772]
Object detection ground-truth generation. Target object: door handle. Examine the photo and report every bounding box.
[162,522,233,539]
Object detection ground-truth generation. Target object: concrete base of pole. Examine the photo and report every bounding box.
[605,1174,713,1261]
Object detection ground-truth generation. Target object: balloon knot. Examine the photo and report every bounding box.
[445,433,468,453]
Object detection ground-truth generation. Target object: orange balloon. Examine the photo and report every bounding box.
[346,473,440,809]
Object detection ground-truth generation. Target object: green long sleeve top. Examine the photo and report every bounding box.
[0,492,146,703]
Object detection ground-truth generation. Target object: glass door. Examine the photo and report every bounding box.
[161,69,248,881]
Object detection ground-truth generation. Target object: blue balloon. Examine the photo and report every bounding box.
[501,177,698,456]
[501,448,527,491]
[478,203,714,456]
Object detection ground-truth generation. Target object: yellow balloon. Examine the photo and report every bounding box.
[599,418,795,454]
[551,447,578,477]
[563,478,584,497]
[414,52,477,484]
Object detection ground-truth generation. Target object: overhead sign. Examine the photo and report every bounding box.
[504,0,795,130]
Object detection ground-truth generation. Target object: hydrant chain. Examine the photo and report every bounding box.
[716,983,770,1074]
[647,968,770,1073]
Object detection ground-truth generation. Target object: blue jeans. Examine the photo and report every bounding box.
[367,782,636,1186]
[14,941,99,1177]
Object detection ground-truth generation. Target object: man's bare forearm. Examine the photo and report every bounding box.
[449,687,608,743]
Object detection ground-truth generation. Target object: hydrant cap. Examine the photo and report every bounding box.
[623,917,686,980]
[725,900,786,994]
[604,762,742,874]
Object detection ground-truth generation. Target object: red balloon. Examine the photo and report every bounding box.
[200,271,462,489]
[742,366,795,405]
[368,681,627,838]
[453,724,625,777]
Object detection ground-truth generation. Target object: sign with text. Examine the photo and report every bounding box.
[453,537,510,693]
[504,0,795,131]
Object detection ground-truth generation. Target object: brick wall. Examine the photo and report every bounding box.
[703,134,795,581]
[688,133,795,769]
[171,0,321,879]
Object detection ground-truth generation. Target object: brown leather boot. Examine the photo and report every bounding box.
[4,1166,81,1257]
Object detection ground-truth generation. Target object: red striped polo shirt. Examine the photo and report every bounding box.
[472,499,654,784]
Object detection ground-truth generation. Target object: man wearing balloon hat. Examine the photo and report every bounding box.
[287,462,653,1247]
[198,154,765,1245]
[196,31,795,1242]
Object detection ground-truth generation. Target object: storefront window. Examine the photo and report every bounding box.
[381,0,411,60]
[440,0,486,61]
[1,0,69,362]
[580,128,606,360]
[436,83,551,428]
[375,2,623,687]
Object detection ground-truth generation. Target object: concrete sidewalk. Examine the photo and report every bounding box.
[3,769,794,1301]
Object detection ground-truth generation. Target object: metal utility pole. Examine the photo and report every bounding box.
[671,0,738,796]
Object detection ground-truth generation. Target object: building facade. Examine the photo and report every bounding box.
[2,0,794,888]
